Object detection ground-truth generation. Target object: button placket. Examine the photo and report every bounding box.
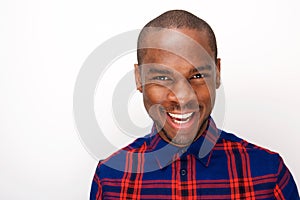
[180,169,187,176]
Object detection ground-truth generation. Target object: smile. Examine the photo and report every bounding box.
[167,112,194,124]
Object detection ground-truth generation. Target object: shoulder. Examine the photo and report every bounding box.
[218,130,278,155]
[95,135,151,176]
[216,130,282,175]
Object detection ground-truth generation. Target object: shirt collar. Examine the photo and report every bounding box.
[146,117,221,170]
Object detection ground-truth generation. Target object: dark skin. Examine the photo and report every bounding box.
[135,28,221,147]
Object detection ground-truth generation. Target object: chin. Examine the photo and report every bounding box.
[161,113,210,145]
[169,134,195,146]
[160,121,203,147]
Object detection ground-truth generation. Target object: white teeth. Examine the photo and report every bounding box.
[173,118,191,124]
[167,112,194,124]
[168,112,193,119]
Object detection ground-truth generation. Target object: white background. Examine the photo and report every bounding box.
[1,0,299,199]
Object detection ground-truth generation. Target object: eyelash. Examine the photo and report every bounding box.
[151,73,206,82]
[152,76,170,81]
[191,73,205,79]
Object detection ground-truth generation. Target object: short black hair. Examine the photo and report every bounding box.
[137,10,218,64]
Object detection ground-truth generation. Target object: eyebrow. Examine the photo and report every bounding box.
[189,65,212,74]
[148,68,173,75]
[145,65,212,75]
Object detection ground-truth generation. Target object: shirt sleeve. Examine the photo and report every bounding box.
[274,155,299,200]
[90,162,103,200]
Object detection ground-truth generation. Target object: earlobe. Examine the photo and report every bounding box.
[134,64,143,92]
[216,58,221,89]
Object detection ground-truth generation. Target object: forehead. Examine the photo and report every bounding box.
[140,28,214,67]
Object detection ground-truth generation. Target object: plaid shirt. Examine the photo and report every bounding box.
[90,117,299,199]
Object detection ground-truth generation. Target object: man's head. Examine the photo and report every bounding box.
[137,10,218,64]
[134,10,221,146]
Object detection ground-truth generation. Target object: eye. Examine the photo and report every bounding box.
[152,76,170,81]
[191,73,204,79]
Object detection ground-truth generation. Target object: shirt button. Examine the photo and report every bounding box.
[181,169,187,176]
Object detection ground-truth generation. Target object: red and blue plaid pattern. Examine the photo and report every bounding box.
[90,117,299,199]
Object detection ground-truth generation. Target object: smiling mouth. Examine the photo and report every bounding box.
[167,112,195,124]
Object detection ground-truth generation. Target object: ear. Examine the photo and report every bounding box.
[134,64,143,92]
[215,58,221,89]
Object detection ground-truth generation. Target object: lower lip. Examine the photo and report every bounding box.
[165,113,197,130]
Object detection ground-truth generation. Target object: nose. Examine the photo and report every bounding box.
[167,79,196,107]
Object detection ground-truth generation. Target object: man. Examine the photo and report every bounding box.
[90,10,299,199]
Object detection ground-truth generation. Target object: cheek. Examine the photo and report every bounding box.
[143,85,169,105]
[143,86,169,122]
[194,85,216,106]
